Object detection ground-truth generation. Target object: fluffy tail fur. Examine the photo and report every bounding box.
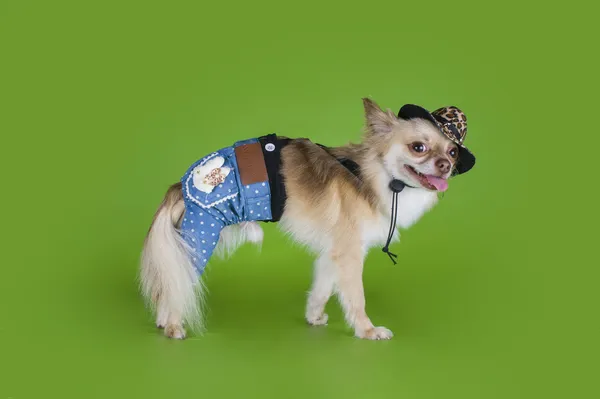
[139,183,263,339]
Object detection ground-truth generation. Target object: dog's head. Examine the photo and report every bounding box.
[363,98,459,192]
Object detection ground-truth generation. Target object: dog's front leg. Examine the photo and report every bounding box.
[333,251,393,340]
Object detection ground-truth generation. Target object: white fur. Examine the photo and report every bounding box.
[361,189,438,251]
[305,254,337,325]
[140,207,264,337]
[362,149,439,251]
[214,221,264,259]
[140,204,205,336]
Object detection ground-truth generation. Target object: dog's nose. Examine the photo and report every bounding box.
[436,158,451,174]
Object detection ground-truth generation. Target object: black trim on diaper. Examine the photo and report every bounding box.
[258,133,291,223]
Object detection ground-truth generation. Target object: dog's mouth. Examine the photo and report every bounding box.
[404,165,449,192]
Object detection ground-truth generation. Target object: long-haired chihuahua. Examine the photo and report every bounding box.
[140,98,475,340]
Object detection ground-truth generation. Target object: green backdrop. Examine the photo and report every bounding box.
[1,1,597,398]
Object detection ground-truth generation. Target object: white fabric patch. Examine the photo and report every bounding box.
[191,156,231,193]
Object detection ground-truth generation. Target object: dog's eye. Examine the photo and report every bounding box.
[449,147,458,158]
[410,142,427,153]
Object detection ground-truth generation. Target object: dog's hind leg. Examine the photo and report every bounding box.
[306,254,336,326]
[154,292,168,329]
[164,310,186,339]
[140,184,205,339]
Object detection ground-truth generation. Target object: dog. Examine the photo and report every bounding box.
[139,98,476,340]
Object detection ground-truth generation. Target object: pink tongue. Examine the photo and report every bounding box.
[425,175,449,192]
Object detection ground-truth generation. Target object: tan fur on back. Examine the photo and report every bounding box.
[279,139,378,252]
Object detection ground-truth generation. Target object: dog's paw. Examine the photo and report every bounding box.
[356,326,393,340]
[164,324,186,339]
[306,313,329,326]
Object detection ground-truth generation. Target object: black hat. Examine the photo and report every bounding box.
[398,104,475,174]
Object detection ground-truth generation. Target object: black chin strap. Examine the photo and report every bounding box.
[382,179,412,265]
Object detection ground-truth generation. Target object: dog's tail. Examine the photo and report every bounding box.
[140,183,204,337]
[139,183,264,338]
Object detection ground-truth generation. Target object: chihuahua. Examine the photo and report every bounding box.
[139,98,475,340]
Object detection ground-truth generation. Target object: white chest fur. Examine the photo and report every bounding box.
[361,188,438,251]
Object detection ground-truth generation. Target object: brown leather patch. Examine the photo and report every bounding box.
[234,142,268,186]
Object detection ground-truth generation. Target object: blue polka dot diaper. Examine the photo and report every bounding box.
[180,138,273,275]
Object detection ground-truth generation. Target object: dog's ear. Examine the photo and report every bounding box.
[362,98,397,135]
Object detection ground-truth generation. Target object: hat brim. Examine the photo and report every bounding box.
[456,145,475,175]
[398,104,475,175]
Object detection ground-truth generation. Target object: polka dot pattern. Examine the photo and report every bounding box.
[179,138,273,275]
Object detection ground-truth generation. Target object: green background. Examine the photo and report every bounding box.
[1,1,598,398]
